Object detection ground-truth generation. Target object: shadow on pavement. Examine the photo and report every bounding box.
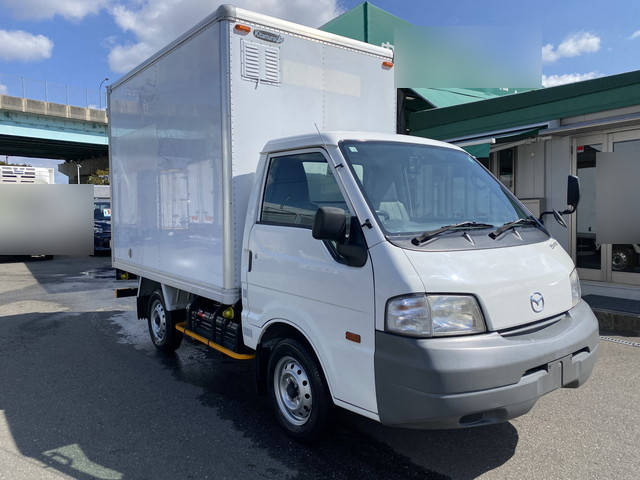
[0,255,53,263]
[8,256,120,296]
[177,350,519,480]
[0,308,518,480]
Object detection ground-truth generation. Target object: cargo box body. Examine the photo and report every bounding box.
[109,5,395,304]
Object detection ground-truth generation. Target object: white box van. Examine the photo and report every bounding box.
[110,5,598,440]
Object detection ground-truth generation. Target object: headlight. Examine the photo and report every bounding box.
[386,294,485,337]
[569,268,581,308]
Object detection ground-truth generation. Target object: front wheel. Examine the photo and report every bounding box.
[147,290,182,353]
[267,339,331,441]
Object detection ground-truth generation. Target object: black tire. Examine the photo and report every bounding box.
[146,290,182,353]
[267,338,331,442]
[612,246,636,272]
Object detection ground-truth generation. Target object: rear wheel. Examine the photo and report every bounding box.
[267,338,331,441]
[147,290,182,353]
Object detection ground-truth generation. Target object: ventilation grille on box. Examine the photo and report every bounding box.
[263,46,280,83]
[241,40,280,85]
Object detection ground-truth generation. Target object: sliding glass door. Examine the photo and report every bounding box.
[574,135,605,281]
[608,129,640,285]
[573,130,640,286]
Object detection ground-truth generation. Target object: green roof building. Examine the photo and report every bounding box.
[323,3,640,300]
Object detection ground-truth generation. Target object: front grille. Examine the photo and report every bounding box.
[498,313,566,337]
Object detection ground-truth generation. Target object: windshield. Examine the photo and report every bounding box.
[340,141,528,236]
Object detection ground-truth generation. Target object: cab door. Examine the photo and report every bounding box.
[245,149,377,414]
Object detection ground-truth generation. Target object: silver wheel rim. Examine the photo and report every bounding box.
[612,251,629,270]
[150,299,167,343]
[274,355,312,426]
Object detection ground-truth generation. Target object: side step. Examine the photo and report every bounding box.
[114,287,137,298]
[175,322,255,360]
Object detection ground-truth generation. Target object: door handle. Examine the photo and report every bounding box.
[248,250,253,272]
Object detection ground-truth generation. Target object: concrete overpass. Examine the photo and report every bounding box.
[0,94,108,183]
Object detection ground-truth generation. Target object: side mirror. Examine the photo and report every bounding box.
[566,175,580,211]
[540,175,581,225]
[312,207,346,242]
[553,210,567,228]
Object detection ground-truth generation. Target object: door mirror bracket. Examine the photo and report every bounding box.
[313,207,368,267]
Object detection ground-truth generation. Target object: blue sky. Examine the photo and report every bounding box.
[1,0,639,94]
[0,0,639,179]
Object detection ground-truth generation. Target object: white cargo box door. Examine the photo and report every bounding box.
[241,40,280,85]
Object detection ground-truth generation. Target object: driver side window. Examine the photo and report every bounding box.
[260,152,347,228]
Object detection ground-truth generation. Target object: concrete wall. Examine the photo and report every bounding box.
[511,137,572,253]
[515,141,545,199]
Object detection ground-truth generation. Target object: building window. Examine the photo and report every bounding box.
[497,148,515,192]
[611,139,640,274]
[477,157,491,170]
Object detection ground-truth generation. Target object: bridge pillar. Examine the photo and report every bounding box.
[58,156,109,184]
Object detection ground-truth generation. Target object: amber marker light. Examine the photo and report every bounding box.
[234,24,251,33]
[382,61,394,68]
[345,331,361,343]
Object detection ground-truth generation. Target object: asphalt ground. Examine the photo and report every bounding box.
[0,256,638,480]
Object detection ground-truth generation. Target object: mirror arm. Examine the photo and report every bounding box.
[540,204,576,223]
[539,210,554,223]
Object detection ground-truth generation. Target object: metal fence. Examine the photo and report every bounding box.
[0,73,107,110]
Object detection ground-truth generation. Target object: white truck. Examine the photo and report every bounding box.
[109,5,599,440]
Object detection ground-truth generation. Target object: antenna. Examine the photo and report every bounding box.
[313,122,328,151]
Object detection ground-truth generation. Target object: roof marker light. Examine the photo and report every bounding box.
[382,61,394,69]
[234,24,251,33]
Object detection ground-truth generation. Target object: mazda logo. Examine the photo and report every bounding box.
[530,292,544,313]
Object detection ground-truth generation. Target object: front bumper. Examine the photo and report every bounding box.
[375,300,599,429]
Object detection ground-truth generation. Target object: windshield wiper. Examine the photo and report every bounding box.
[411,221,494,246]
[489,217,539,239]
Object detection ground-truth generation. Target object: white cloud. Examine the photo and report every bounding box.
[541,44,557,63]
[107,0,343,73]
[0,83,7,95]
[0,30,53,61]
[0,0,109,20]
[542,32,601,63]
[542,72,601,87]
[630,30,640,40]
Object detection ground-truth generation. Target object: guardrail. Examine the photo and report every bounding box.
[0,94,108,124]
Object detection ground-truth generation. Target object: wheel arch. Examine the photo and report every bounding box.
[256,320,334,400]
[136,278,161,320]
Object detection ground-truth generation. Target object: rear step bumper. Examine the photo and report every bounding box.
[175,322,255,360]
[374,299,599,429]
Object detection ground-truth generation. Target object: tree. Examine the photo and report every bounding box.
[88,168,110,185]
[0,159,31,166]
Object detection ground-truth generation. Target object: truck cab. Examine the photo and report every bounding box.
[236,131,598,436]
[110,5,598,442]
